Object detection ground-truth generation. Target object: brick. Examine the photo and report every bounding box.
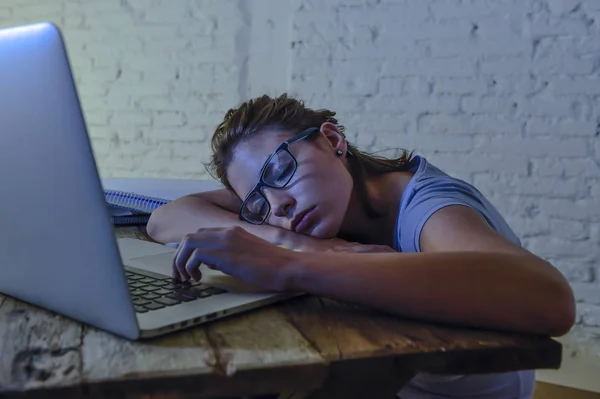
[551,78,600,95]
[580,304,600,327]
[532,40,595,74]
[367,95,460,114]
[153,111,186,128]
[480,56,531,75]
[431,37,530,58]
[526,117,597,137]
[577,36,600,54]
[518,97,578,118]
[344,113,413,133]
[506,215,551,238]
[590,178,600,200]
[379,77,431,96]
[474,174,580,198]
[399,134,473,153]
[548,259,595,283]
[571,283,600,304]
[532,157,600,178]
[394,58,477,77]
[547,0,583,14]
[461,95,519,115]
[108,110,152,127]
[474,136,588,157]
[418,114,522,135]
[489,76,539,96]
[528,18,590,36]
[539,198,600,222]
[517,177,580,198]
[431,1,517,19]
[332,74,379,96]
[524,237,599,259]
[474,15,523,37]
[75,83,109,99]
[145,127,207,142]
[430,153,529,175]
[549,219,590,240]
[7,3,62,20]
[83,110,110,127]
[433,78,489,95]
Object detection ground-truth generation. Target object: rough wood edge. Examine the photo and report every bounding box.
[410,337,563,374]
[0,362,329,399]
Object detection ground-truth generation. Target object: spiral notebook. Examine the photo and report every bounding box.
[105,190,171,226]
[101,178,224,226]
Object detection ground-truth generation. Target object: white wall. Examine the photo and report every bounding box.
[1,0,599,333]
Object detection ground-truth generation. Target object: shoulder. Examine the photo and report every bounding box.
[395,156,520,252]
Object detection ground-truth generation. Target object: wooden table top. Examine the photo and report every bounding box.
[0,226,562,399]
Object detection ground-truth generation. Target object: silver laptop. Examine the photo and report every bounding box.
[0,22,300,340]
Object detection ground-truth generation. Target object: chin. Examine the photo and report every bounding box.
[310,217,340,239]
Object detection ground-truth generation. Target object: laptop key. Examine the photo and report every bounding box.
[127,274,144,281]
[155,297,181,306]
[144,302,165,311]
[154,288,173,295]
[141,286,160,292]
[129,282,145,289]
[141,293,160,300]
[134,306,148,313]
[133,298,151,306]
[139,277,156,284]
[130,289,146,296]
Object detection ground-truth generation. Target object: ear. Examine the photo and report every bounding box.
[319,122,348,156]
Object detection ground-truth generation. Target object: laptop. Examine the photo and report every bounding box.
[0,22,301,340]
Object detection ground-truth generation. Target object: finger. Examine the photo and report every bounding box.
[185,249,204,281]
[173,236,198,281]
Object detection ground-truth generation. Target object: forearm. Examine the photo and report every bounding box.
[147,196,284,244]
[146,196,340,252]
[289,251,575,336]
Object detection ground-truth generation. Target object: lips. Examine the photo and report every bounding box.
[291,206,316,233]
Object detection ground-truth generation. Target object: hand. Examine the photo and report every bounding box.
[172,226,297,292]
[328,242,397,253]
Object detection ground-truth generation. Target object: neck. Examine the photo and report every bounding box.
[339,171,413,247]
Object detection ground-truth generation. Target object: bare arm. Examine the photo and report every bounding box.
[146,189,339,251]
[288,206,576,336]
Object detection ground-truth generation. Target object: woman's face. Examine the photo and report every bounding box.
[226,124,353,238]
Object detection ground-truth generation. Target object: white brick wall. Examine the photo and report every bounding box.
[1,0,599,333]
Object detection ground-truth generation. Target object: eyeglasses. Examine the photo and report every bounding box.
[239,127,320,225]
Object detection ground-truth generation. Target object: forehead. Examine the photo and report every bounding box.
[226,130,293,196]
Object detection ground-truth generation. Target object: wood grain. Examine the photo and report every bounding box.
[0,226,563,399]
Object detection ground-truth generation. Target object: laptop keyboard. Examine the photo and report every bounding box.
[125,267,227,313]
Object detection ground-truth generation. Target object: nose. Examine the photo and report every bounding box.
[263,188,295,218]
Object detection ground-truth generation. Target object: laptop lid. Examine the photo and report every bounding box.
[0,22,139,340]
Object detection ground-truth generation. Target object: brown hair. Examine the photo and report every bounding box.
[207,93,413,216]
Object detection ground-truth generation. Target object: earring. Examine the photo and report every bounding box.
[336,149,343,157]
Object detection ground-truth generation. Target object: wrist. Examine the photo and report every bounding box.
[282,250,316,292]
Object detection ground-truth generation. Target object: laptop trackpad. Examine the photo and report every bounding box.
[125,252,273,294]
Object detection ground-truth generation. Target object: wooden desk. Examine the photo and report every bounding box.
[0,226,562,399]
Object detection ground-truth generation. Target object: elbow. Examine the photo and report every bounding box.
[146,206,169,244]
[544,281,577,337]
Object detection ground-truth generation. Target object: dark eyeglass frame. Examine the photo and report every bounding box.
[239,127,321,225]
